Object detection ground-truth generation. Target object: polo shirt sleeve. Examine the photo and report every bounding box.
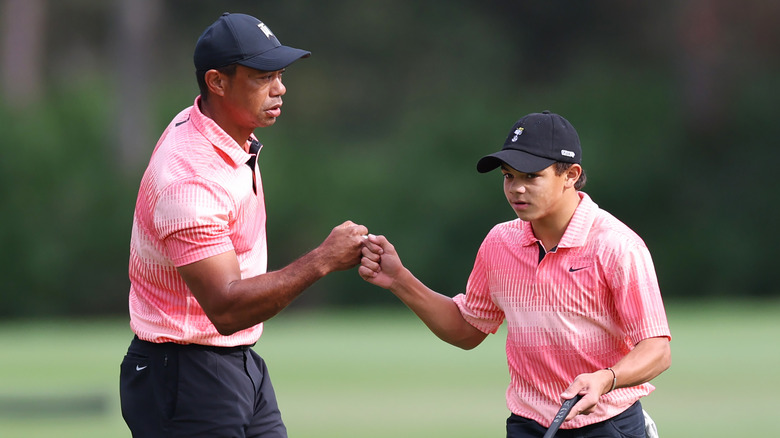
[153,177,236,267]
[453,243,505,335]
[607,241,672,345]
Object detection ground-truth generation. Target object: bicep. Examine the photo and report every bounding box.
[177,250,241,315]
[633,336,671,359]
[439,293,489,350]
[619,336,672,382]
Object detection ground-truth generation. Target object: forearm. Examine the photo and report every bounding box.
[179,248,332,336]
[215,248,330,333]
[562,336,671,419]
[389,269,487,350]
[181,221,367,336]
[607,336,671,392]
[359,234,487,349]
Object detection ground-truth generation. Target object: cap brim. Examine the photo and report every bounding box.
[238,45,311,71]
[476,150,556,173]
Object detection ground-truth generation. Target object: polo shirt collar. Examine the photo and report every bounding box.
[558,192,597,249]
[518,191,597,249]
[189,96,261,168]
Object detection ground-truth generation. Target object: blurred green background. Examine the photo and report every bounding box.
[1,0,778,436]
[2,0,779,315]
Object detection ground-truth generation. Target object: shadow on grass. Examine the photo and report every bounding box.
[0,392,110,418]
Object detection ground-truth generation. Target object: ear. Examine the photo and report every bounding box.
[564,164,582,188]
[204,69,227,98]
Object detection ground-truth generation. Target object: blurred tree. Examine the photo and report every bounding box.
[669,0,780,298]
[1,0,46,106]
[0,0,778,317]
[113,0,161,174]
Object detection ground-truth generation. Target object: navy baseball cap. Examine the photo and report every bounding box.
[477,111,582,173]
[194,13,310,72]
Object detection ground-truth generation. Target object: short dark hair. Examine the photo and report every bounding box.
[196,64,238,101]
[553,162,587,190]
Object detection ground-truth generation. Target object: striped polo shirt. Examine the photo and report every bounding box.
[128,96,267,347]
[453,192,671,429]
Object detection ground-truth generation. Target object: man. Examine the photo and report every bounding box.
[359,111,671,437]
[120,13,368,437]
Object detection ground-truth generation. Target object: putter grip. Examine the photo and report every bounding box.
[542,394,583,438]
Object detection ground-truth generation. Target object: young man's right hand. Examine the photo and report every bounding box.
[358,234,403,290]
[358,233,488,350]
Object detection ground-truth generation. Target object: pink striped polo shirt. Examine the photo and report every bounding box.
[128,96,267,346]
[453,192,671,429]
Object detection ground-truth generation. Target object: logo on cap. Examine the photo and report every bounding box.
[257,22,274,39]
[511,127,524,142]
[561,149,575,158]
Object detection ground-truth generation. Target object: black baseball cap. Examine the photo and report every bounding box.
[194,13,311,72]
[476,111,582,173]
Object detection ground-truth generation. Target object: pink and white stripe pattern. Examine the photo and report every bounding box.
[128,97,267,347]
[454,192,671,429]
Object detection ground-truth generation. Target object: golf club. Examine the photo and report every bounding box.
[542,394,583,438]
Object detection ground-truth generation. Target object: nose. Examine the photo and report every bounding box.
[271,75,286,97]
[510,180,526,194]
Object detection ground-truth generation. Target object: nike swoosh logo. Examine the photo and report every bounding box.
[136,365,148,371]
[569,266,589,272]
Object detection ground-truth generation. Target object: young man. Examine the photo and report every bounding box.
[120,13,368,437]
[359,111,671,437]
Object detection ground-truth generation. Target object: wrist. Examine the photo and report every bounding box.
[603,367,617,394]
[388,267,415,295]
[301,246,331,278]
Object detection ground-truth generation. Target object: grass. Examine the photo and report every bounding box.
[0,300,778,437]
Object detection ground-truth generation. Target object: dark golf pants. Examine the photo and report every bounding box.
[507,401,645,438]
[120,336,286,438]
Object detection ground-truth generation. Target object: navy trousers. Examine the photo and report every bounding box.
[507,401,646,438]
[120,336,286,438]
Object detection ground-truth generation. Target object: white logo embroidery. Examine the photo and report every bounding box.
[561,149,575,158]
[511,127,524,142]
[136,365,148,371]
[257,22,274,39]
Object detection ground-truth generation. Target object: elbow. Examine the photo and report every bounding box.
[445,330,487,351]
[215,325,240,337]
[206,299,251,336]
[654,337,672,374]
[207,301,278,336]
[210,312,243,336]
[455,338,482,351]
[202,285,258,336]
[661,344,672,372]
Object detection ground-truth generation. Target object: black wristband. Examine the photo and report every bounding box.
[605,367,617,393]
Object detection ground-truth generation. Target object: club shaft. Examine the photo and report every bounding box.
[542,394,583,438]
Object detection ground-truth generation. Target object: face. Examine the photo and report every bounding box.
[219,65,287,129]
[500,163,574,223]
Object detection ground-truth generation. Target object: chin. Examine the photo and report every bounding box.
[258,118,277,128]
[513,210,535,222]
